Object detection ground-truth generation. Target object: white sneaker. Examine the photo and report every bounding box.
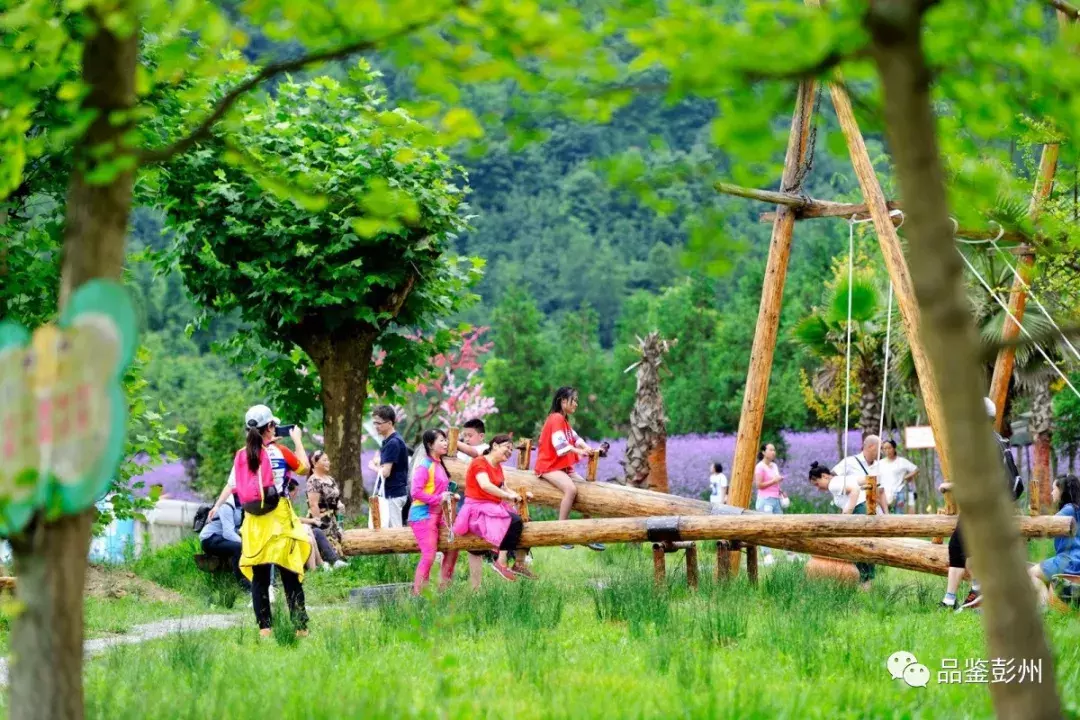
[321,563,333,572]
[333,560,348,570]
[763,555,776,567]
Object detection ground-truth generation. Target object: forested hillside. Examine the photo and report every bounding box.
[111,79,909,465]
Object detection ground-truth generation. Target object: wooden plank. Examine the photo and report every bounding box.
[728,78,821,526]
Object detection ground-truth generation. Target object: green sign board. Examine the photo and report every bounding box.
[0,281,136,535]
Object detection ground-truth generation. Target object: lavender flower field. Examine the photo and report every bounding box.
[129,429,963,512]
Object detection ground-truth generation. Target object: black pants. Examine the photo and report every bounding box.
[852,503,876,582]
[201,535,251,591]
[250,564,307,631]
[499,514,524,551]
[949,520,967,569]
[312,527,340,563]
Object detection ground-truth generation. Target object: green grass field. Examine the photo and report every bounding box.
[6,538,1075,719]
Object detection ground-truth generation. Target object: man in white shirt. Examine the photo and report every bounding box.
[830,434,889,515]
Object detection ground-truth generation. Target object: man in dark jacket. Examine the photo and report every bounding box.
[940,397,1024,610]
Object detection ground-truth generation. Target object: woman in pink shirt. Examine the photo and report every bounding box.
[754,443,784,514]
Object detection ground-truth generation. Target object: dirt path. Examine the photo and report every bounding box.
[0,601,350,686]
[0,612,246,686]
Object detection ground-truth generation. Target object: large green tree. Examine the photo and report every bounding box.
[1,1,610,715]
[157,70,478,515]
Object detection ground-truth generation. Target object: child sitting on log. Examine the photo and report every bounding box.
[454,435,534,583]
[1029,474,1080,608]
[535,386,604,551]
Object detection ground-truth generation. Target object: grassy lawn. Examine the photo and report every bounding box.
[16,539,1077,719]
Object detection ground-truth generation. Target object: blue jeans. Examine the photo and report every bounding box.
[756,497,782,556]
[756,497,783,514]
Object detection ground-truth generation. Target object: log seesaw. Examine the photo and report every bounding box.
[354,433,1072,585]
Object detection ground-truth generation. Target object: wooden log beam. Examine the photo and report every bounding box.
[989,144,1060,435]
[441,458,952,574]
[728,79,821,552]
[340,513,1071,559]
[376,460,1072,577]
[823,70,953,481]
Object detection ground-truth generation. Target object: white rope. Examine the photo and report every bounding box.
[878,281,894,441]
[955,247,1080,400]
[843,217,858,461]
[985,226,1080,364]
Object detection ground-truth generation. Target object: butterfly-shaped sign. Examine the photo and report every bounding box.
[0,281,136,535]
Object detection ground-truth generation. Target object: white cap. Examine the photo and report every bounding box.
[245,404,279,429]
[983,397,996,419]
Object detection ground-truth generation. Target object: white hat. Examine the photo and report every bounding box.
[245,404,279,429]
[983,397,996,419]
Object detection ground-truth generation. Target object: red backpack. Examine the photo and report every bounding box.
[233,447,278,513]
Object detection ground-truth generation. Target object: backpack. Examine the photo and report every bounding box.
[192,505,211,533]
[233,447,275,505]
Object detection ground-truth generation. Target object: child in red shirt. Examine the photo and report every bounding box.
[535,386,604,551]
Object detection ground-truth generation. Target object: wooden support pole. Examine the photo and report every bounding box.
[989,144,1059,435]
[587,451,600,482]
[823,75,952,482]
[653,544,666,587]
[715,541,731,582]
[746,544,758,585]
[517,440,533,471]
[865,475,879,516]
[686,543,699,590]
[369,495,381,530]
[447,427,460,457]
[728,78,821,552]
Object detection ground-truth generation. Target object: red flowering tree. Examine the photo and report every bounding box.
[372,327,498,443]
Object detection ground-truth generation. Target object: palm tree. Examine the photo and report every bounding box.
[793,270,887,439]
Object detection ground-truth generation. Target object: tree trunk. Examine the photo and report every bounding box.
[624,333,671,492]
[867,4,1061,718]
[1032,377,1053,514]
[302,331,377,518]
[857,357,883,437]
[9,10,139,720]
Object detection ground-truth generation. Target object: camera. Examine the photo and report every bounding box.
[274,423,296,438]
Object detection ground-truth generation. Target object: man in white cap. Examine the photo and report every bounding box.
[940,397,1024,610]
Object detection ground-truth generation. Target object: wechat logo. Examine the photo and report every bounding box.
[888,651,930,688]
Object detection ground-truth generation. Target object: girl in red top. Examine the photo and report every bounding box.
[453,435,527,584]
[535,386,604,551]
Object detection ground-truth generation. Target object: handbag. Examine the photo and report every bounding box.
[779,491,791,509]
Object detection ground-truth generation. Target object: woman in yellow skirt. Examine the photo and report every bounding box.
[212,404,312,637]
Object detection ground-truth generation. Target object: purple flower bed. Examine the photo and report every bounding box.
[127,433,1044,509]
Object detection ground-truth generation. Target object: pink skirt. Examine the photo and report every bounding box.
[453,499,512,548]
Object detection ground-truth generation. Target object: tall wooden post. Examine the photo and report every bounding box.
[824,79,952,481]
[728,79,820,531]
[988,144,1059,433]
